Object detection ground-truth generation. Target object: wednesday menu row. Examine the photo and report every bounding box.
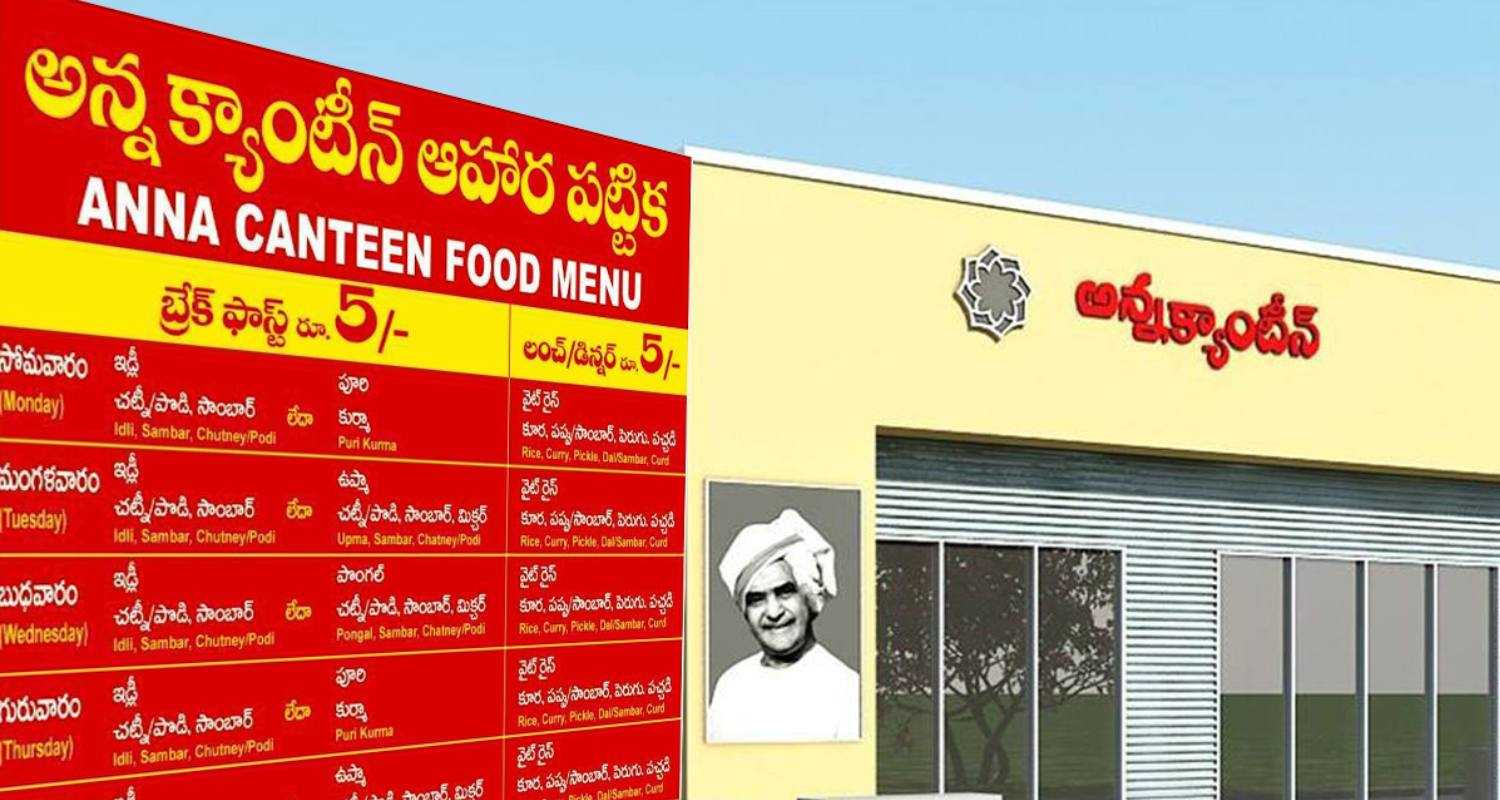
[0,2,691,797]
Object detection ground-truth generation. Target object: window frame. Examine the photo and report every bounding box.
[876,536,1125,799]
[1217,552,1500,800]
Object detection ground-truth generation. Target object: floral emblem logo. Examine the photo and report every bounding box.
[955,245,1031,342]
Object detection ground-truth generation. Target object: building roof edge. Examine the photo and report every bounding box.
[685,145,1498,284]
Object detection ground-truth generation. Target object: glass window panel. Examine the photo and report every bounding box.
[1439,566,1491,800]
[1295,560,1357,800]
[876,542,939,794]
[1039,548,1119,800]
[1222,556,1287,800]
[945,545,1031,797]
[1369,563,1428,797]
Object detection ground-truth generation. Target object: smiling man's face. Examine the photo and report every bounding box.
[741,559,813,662]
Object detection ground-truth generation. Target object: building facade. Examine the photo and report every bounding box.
[684,148,1500,800]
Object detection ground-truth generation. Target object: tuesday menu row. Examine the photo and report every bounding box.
[0,442,684,554]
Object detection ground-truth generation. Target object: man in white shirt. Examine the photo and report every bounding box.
[707,508,860,743]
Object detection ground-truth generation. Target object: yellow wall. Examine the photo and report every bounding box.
[684,161,1500,800]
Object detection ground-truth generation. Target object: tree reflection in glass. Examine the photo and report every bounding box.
[878,543,1121,797]
[1039,548,1120,800]
[876,542,938,794]
[943,545,1031,796]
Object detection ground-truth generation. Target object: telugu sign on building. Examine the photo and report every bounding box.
[0,1,688,797]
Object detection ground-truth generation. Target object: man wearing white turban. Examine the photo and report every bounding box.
[707,508,860,743]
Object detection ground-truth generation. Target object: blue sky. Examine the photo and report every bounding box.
[101,1,1499,267]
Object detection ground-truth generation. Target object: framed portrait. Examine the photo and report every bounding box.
[704,480,861,744]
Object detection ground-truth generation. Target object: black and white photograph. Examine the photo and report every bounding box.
[705,480,861,744]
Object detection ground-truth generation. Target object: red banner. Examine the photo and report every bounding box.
[0,1,688,797]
